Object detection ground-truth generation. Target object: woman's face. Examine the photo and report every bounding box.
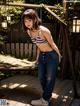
[24,18,33,29]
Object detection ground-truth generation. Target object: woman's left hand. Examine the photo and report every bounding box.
[59,54,62,63]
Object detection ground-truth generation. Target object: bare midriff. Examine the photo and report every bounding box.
[37,43,53,52]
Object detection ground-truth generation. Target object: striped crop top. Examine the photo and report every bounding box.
[29,30,48,44]
[31,36,48,44]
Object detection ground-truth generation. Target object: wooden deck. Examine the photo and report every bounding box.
[0,75,80,106]
[0,54,36,70]
[0,54,80,106]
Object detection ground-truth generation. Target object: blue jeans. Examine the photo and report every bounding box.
[38,50,59,101]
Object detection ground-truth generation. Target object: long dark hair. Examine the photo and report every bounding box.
[22,9,42,31]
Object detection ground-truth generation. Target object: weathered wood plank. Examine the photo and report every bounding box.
[71,99,80,106]
[28,43,32,58]
[20,43,24,58]
[15,43,20,57]
[32,44,37,59]
[6,43,11,54]
[0,54,36,71]
[2,43,37,59]
[2,43,6,54]
[55,80,73,106]
[8,100,18,106]
[24,43,28,58]
[11,43,15,56]
[0,75,35,89]
[0,75,80,106]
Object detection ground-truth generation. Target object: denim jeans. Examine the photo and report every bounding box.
[38,50,59,101]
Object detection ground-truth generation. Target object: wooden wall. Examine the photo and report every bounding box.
[2,43,37,60]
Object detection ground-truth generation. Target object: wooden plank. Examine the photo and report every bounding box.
[75,51,80,80]
[15,43,20,58]
[52,80,73,106]
[5,3,59,9]
[32,44,37,59]
[8,100,18,106]
[28,43,32,58]
[20,43,24,58]
[13,102,27,106]
[24,43,28,58]
[2,43,37,59]
[76,51,80,67]
[54,80,69,94]
[11,43,15,56]
[2,43,6,54]
[71,99,80,106]
[0,75,80,106]
[6,43,11,54]
[0,75,36,89]
[55,80,73,106]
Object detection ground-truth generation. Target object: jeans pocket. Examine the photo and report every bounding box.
[49,51,59,62]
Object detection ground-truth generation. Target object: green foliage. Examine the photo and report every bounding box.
[46,4,65,22]
[0,35,4,45]
[0,1,64,25]
[0,71,15,80]
[0,0,25,35]
[0,0,25,24]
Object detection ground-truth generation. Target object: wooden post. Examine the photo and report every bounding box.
[63,25,79,98]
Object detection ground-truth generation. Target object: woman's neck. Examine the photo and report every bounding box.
[29,28,40,37]
[30,26,40,32]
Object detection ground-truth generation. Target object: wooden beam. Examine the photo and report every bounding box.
[0,3,60,9]
[0,3,66,26]
[42,4,67,26]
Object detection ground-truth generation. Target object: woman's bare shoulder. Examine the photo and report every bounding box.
[39,25,50,34]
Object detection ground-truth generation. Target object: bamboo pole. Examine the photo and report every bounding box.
[42,4,67,26]
[0,3,61,9]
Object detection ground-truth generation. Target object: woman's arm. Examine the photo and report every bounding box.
[42,27,62,62]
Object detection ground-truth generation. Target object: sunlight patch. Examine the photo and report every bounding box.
[5,99,32,106]
[52,93,59,99]
[9,83,20,89]
[19,84,27,88]
[1,84,7,88]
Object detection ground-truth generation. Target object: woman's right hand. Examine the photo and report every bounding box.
[35,59,38,65]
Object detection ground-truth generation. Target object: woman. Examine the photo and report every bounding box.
[22,9,61,106]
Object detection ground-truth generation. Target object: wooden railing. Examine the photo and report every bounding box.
[2,43,37,60]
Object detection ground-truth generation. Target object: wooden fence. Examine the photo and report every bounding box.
[2,43,37,60]
[1,42,80,79]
